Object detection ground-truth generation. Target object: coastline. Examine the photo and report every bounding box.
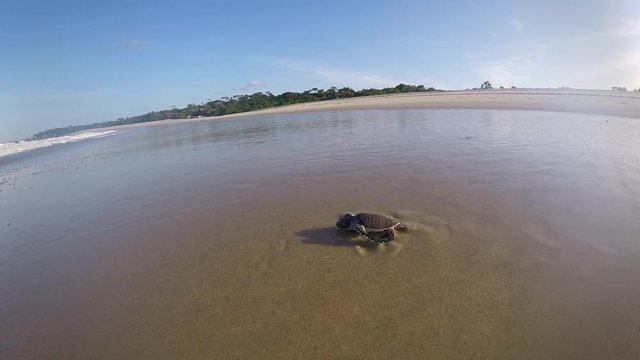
[5,93,640,359]
[85,89,640,133]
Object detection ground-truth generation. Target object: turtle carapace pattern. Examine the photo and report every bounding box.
[336,212,408,243]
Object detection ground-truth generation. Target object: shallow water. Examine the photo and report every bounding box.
[1,109,640,359]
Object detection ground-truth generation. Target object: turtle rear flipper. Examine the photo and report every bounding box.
[369,228,397,244]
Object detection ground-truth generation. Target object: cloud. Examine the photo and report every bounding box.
[468,60,515,87]
[273,58,400,89]
[463,52,494,59]
[601,20,640,40]
[542,19,640,88]
[466,51,538,88]
[243,80,266,91]
[593,20,640,38]
[464,15,640,89]
[120,39,148,49]
[510,18,524,31]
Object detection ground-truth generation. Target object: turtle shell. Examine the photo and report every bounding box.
[354,213,401,232]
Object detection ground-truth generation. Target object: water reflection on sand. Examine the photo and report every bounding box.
[1,109,640,359]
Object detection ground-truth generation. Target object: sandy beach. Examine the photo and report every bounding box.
[237,88,640,118]
[93,89,640,133]
[3,101,640,359]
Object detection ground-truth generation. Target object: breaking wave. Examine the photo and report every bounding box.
[0,130,118,158]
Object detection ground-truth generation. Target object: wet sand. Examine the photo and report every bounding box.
[2,108,640,359]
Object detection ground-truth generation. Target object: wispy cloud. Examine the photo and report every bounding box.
[120,39,148,49]
[510,18,524,32]
[468,59,515,87]
[466,51,538,88]
[463,14,637,89]
[242,80,266,91]
[617,20,640,37]
[542,19,640,88]
[595,20,640,38]
[463,52,494,59]
[273,58,400,88]
[564,20,640,43]
[466,15,640,90]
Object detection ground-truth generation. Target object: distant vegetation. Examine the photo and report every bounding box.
[612,86,640,92]
[471,81,515,90]
[480,81,493,90]
[32,84,438,139]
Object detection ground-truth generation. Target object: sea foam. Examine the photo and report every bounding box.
[0,130,118,158]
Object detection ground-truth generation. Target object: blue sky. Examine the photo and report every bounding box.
[1,0,639,141]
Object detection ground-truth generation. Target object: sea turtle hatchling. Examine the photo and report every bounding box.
[336,212,408,243]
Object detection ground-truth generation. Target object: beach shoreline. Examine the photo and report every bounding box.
[5,104,640,359]
[86,88,640,133]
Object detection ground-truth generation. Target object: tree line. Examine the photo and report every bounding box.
[32,84,438,139]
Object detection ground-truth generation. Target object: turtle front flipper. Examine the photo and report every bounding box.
[353,223,369,237]
[353,224,389,244]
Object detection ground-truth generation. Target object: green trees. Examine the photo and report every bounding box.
[338,87,356,98]
[480,81,493,90]
[326,86,338,99]
[32,84,440,139]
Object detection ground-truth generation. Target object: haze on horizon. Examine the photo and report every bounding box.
[1,0,639,142]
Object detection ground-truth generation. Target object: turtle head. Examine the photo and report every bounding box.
[336,213,355,229]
